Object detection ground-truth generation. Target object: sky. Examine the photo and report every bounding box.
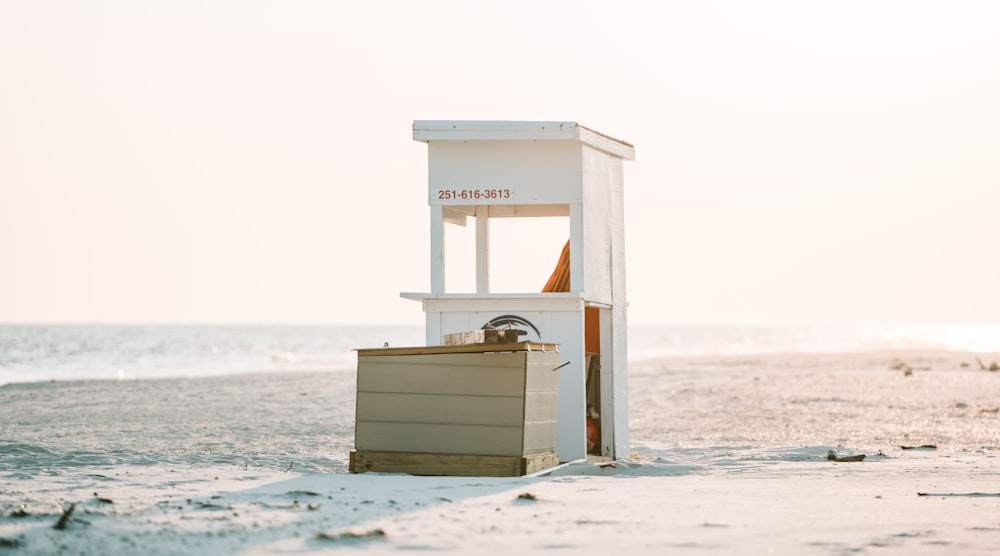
[1,1,998,327]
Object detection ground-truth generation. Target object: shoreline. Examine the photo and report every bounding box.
[4,347,998,389]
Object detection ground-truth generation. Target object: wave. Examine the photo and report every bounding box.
[3,323,998,385]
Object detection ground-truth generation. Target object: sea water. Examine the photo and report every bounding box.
[2,323,999,386]
[0,325,424,386]
[2,323,998,473]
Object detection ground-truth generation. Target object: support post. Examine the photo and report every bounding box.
[476,206,490,293]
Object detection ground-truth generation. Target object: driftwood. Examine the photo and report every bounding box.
[975,357,999,371]
[52,503,75,530]
[918,492,1000,497]
[827,450,865,462]
[315,529,386,542]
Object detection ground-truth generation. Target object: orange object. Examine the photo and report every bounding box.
[543,240,600,354]
[586,416,600,453]
[541,240,571,293]
[584,306,600,354]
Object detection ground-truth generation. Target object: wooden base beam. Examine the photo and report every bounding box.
[349,450,560,477]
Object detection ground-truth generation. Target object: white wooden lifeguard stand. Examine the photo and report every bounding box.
[404,120,635,462]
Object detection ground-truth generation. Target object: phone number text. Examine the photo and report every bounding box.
[436,188,512,201]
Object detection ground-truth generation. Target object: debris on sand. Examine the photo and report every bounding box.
[918,492,1000,497]
[516,492,538,501]
[975,356,1000,372]
[315,529,386,542]
[889,361,914,376]
[827,450,865,463]
[52,503,76,530]
[901,444,937,450]
[0,537,24,548]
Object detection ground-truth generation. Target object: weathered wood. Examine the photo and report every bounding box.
[522,420,558,453]
[357,352,526,397]
[355,421,524,456]
[524,354,562,391]
[356,341,558,357]
[523,391,559,421]
[349,450,560,477]
[443,328,521,346]
[356,392,524,426]
[355,346,561,467]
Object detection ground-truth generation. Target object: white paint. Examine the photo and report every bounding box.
[408,121,634,461]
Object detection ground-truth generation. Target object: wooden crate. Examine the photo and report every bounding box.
[352,342,560,476]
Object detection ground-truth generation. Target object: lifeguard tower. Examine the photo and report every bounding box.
[404,120,635,462]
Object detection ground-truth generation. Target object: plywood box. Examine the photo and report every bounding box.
[352,342,560,476]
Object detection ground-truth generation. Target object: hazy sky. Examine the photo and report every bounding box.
[2,1,998,326]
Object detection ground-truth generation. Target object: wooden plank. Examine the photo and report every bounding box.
[524,352,562,391]
[522,419,558,453]
[356,341,558,357]
[423,295,583,314]
[356,421,524,456]
[356,392,524,426]
[442,328,521,346]
[522,451,562,475]
[523,390,559,421]
[350,449,560,477]
[357,353,525,397]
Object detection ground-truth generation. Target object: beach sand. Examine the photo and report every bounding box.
[2,351,999,554]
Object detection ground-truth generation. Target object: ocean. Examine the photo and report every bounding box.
[2,322,998,477]
[2,323,999,386]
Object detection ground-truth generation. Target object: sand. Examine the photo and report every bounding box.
[2,350,999,554]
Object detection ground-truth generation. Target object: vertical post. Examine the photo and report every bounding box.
[610,173,630,457]
[610,306,629,456]
[475,206,490,294]
[430,205,445,294]
[569,204,585,293]
[425,309,442,346]
[597,307,618,458]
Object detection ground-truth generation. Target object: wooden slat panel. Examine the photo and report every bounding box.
[523,391,559,421]
[356,421,524,456]
[524,352,562,392]
[356,342,558,357]
[522,419,558,453]
[357,353,526,397]
[357,392,524,426]
[349,450,560,477]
